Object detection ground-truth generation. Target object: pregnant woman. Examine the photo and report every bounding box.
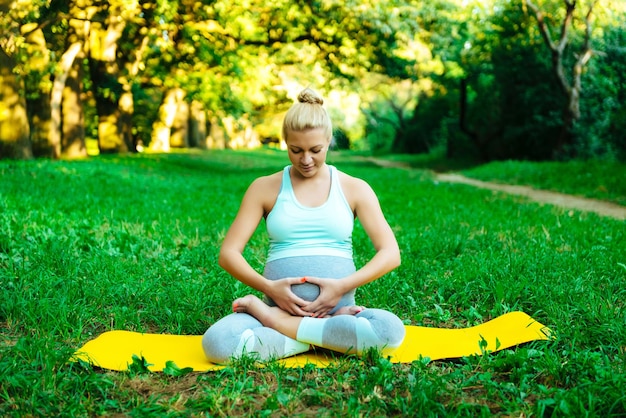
[202,88,405,363]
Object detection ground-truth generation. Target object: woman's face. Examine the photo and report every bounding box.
[286,128,330,178]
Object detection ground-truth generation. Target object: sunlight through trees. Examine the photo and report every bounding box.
[1,0,625,161]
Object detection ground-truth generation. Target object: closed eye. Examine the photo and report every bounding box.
[290,147,323,154]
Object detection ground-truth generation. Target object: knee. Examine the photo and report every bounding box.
[201,313,261,364]
[358,308,405,348]
[202,325,233,364]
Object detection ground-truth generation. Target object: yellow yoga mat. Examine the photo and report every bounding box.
[72,311,552,372]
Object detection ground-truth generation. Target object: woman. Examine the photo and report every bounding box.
[202,88,405,363]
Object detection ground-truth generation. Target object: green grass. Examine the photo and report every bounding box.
[461,160,626,207]
[1,150,625,416]
[371,153,626,206]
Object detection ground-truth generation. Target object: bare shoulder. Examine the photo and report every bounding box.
[337,170,371,191]
[336,170,377,208]
[249,171,283,191]
[246,170,283,213]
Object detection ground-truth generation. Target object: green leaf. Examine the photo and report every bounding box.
[128,355,153,374]
[163,360,194,376]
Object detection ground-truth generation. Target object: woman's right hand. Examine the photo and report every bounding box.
[264,277,311,317]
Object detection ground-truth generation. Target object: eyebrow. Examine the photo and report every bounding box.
[289,145,324,151]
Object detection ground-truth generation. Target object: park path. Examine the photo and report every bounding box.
[365,157,626,221]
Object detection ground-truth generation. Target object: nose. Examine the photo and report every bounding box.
[301,153,313,164]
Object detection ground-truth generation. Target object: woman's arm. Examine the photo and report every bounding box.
[345,177,402,285]
[218,176,311,316]
[302,175,400,317]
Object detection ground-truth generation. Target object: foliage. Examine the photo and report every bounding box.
[488,1,564,160]
[1,0,626,160]
[394,0,626,161]
[576,17,626,160]
[1,151,625,415]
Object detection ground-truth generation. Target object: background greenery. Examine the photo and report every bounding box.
[2,0,626,161]
[1,150,624,416]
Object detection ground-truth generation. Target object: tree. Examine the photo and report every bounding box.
[2,0,624,161]
[87,0,140,153]
[0,45,32,159]
[51,42,82,158]
[488,1,564,160]
[21,22,54,158]
[0,0,87,159]
[526,0,598,157]
[406,0,613,161]
[59,1,93,159]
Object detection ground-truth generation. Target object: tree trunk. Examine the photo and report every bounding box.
[61,15,91,159]
[21,23,54,157]
[170,97,190,148]
[118,35,150,153]
[88,15,131,153]
[50,42,82,158]
[0,46,32,159]
[61,54,87,159]
[189,100,208,148]
[150,88,188,151]
[526,0,597,157]
[458,77,486,161]
[206,115,227,149]
[27,95,53,157]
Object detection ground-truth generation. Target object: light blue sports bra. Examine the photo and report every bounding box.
[265,165,354,262]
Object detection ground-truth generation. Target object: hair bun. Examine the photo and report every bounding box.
[297,88,324,105]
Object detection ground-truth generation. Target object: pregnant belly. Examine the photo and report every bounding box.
[290,282,321,302]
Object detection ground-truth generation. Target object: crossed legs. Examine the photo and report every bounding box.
[202,295,405,363]
[232,294,364,339]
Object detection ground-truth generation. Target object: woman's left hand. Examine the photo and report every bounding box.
[300,277,346,318]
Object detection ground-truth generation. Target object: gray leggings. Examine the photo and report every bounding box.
[202,256,405,363]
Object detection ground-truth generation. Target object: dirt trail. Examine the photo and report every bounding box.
[436,173,626,221]
[366,157,626,221]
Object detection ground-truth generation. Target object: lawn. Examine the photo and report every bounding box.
[1,149,624,416]
[373,152,626,206]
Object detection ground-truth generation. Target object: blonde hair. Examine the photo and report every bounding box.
[282,88,332,142]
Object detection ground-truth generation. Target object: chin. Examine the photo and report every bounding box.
[298,167,317,176]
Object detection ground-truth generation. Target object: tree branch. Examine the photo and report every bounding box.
[526,0,571,96]
[525,0,555,50]
[557,0,576,54]
[570,0,597,118]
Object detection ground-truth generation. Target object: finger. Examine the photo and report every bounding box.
[303,303,328,317]
[301,301,316,312]
[302,300,329,313]
[300,276,320,284]
[278,293,308,308]
[313,311,328,318]
[291,295,310,308]
[303,302,324,315]
[280,300,311,317]
[288,277,308,285]
[281,303,299,316]
[286,303,312,317]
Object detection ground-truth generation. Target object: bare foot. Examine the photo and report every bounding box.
[233,294,270,316]
[232,294,302,339]
[232,295,291,328]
